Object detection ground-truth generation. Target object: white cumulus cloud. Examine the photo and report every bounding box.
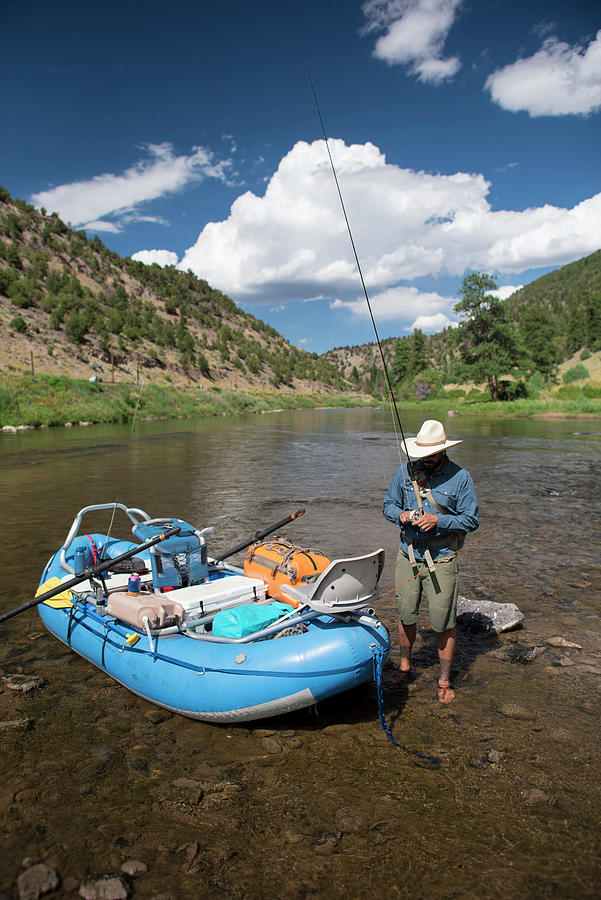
[173,138,601,335]
[331,285,456,332]
[486,30,601,117]
[82,220,122,234]
[491,284,522,301]
[30,142,232,230]
[362,0,462,83]
[131,249,180,268]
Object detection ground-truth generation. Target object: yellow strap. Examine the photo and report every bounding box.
[411,480,424,514]
[36,576,74,609]
[407,542,418,571]
[424,548,436,573]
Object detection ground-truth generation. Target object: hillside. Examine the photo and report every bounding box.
[0,188,351,393]
[506,249,601,356]
[325,249,601,394]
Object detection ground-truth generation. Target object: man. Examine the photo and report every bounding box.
[383,420,479,703]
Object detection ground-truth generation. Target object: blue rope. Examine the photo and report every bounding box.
[373,645,401,747]
[373,646,441,768]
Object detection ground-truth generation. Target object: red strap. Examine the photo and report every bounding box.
[84,534,98,565]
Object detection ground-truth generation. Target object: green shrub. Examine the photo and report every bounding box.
[39,293,58,313]
[555,385,583,400]
[443,388,467,400]
[580,348,592,360]
[563,363,589,384]
[65,311,88,344]
[466,387,487,400]
[498,380,527,401]
[9,316,27,333]
[525,371,545,397]
[582,384,601,399]
[9,280,33,308]
[197,352,210,376]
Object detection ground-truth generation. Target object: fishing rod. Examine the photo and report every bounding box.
[215,508,305,563]
[305,60,416,479]
[0,526,182,625]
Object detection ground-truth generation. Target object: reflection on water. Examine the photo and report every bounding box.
[1,408,600,897]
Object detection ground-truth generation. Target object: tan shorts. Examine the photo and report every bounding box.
[395,549,458,633]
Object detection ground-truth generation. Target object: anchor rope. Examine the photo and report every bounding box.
[372,644,440,767]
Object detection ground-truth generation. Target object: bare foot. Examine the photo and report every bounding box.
[438,680,455,703]
[398,660,415,683]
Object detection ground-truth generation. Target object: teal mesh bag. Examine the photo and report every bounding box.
[212,602,291,639]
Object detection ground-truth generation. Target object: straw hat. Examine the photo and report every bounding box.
[401,419,462,460]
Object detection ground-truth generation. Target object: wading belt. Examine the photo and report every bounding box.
[405,469,463,574]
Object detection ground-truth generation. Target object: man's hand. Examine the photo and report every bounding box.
[399,510,438,531]
[415,512,438,532]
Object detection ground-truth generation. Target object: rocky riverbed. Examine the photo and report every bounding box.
[1,597,600,899]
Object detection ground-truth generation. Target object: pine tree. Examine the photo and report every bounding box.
[518,301,560,377]
[390,337,411,383]
[454,273,525,401]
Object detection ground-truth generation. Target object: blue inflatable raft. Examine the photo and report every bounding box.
[35,503,390,723]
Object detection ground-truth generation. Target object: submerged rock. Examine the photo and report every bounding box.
[457,597,524,635]
[498,703,534,721]
[502,643,546,665]
[17,862,60,900]
[520,788,553,806]
[545,636,583,649]
[0,717,32,731]
[78,874,130,899]
[120,860,147,877]
[2,674,46,693]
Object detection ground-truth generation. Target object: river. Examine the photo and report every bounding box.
[1,408,600,898]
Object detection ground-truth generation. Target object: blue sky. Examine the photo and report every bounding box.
[1,0,600,353]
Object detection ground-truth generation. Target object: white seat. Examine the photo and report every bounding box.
[280,549,385,614]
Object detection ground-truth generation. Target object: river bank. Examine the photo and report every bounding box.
[0,374,378,430]
[1,373,600,431]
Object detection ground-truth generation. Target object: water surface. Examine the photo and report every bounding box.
[1,409,600,897]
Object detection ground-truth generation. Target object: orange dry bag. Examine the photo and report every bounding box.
[244,538,330,605]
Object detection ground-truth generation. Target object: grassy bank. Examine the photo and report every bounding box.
[1,374,600,429]
[0,374,378,428]
[398,393,601,417]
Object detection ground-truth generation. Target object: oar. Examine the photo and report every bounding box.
[215,509,305,563]
[0,526,182,625]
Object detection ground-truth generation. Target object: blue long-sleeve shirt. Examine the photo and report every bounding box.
[383,457,479,560]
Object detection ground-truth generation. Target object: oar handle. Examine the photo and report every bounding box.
[0,526,182,625]
[215,508,305,563]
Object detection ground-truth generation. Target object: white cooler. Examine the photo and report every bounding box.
[174,575,267,623]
